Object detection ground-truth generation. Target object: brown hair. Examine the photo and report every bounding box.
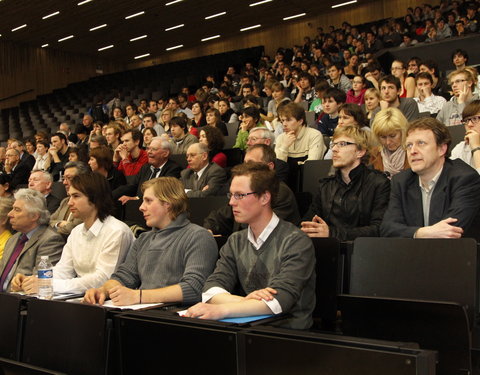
[89,146,113,171]
[462,99,480,120]
[231,162,279,206]
[277,102,306,126]
[407,117,452,157]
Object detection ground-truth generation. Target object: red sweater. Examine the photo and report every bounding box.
[117,149,149,176]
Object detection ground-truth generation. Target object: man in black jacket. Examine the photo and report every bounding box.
[380,117,480,240]
[113,137,182,204]
[301,126,390,241]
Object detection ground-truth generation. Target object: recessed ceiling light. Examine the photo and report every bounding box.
[125,11,145,19]
[166,44,183,51]
[98,45,114,51]
[240,24,261,32]
[90,24,107,31]
[11,24,27,32]
[165,24,184,31]
[201,35,220,42]
[249,0,272,6]
[165,0,182,5]
[77,0,93,5]
[42,11,60,20]
[332,0,357,8]
[135,53,150,59]
[205,11,226,19]
[58,35,74,42]
[283,13,306,20]
[41,44,49,48]
[130,35,148,42]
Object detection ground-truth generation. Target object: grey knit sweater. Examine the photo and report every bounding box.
[111,213,218,304]
[203,219,316,329]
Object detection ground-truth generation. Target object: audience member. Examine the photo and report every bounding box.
[180,143,227,197]
[0,189,64,292]
[49,161,90,238]
[451,100,480,172]
[185,162,315,330]
[199,126,227,168]
[113,137,182,203]
[28,170,61,214]
[168,116,198,154]
[0,197,13,260]
[381,117,480,240]
[12,172,134,295]
[414,72,447,115]
[370,108,410,177]
[84,177,218,306]
[317,88,347,136]
[114,130,148,177]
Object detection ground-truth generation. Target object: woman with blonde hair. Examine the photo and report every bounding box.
[159,108,175,134]
[370,107,409,177]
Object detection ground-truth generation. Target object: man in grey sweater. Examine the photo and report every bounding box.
[84,177,218,306]
[185,162,316,329]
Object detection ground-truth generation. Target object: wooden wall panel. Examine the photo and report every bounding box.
[0,41,124,109]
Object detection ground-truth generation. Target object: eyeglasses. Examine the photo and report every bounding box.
[227,192,257,200]
[462,115,480,126]
[450,79,467,86]
[329,141,357,149]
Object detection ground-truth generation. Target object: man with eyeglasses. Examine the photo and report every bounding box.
[113,137,182,204]
[185,162,315,330]
[301,126,390,241]
[381,117,480,239]
[203,144,300,236]
[180,143,227,197]
[437,68,479,126]
[246,127,289,183]
[451,100,480,173]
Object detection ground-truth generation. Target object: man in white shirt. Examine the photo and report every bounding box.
[12,172,134,294]
[185,162,315,329]
[414,72,447,115]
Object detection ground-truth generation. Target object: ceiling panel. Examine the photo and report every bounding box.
[0,0,354,64]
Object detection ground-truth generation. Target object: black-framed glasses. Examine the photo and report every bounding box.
[329,141,357,149]
[227,192,257,200]
[462,115,480,126]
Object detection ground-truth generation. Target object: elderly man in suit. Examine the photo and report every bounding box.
[180,143,227,197]
[4,149,31,190]
[113,137,182,204]
[381,117,480,240]
[28,170,61,214]
[0,189,64,292]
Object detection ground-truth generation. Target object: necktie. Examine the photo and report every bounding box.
[150,168,160,180]
[193,172,199,189]
[0,234,28,292]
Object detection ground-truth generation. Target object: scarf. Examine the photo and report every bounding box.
[381,146,405,177]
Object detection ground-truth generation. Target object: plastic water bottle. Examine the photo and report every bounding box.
[37,256,54,300]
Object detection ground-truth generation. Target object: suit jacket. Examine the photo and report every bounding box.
[19,153,35,171]
[9,162,31,190]
[49,197,83,238]
[112,159,182,199]
[380,158,480,240]
[180,162,227,197]
[0,225,65,291]
[46,194,61,214]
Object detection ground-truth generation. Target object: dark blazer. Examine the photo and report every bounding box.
[0,225,64,291]
[19,153,35,171]
[380,158,480,240]
[46,194,61,214]
[180,162,227,197]
[112,159,182,199]
[9,162,31,190]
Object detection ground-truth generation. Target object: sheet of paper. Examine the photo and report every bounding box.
[101,300,163,310]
